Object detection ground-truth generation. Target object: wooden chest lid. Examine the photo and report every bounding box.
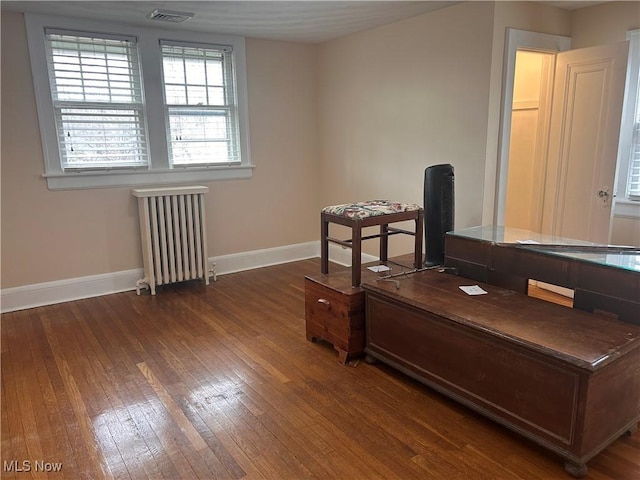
[362,270,640,371]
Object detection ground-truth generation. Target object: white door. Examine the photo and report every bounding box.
[541,42,629,243]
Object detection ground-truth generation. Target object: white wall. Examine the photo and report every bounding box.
[0,12,321,288]
[318,1,495,256]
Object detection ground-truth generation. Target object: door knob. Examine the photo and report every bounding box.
[597,187,611,207]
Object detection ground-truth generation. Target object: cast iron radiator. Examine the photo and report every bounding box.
[132,185,215,295]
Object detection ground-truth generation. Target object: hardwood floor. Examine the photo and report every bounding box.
[2,259,638,479]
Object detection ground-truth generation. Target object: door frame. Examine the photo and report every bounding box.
[495,29,571,226]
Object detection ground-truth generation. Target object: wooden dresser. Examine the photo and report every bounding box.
[362,270,640,477]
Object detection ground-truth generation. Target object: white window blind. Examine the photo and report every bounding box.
[44,30,148,169]
[161,42,240,166]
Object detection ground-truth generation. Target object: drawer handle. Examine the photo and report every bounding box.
[317,298,331,310]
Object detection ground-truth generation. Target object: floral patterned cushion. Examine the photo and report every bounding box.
[322,200,421,219]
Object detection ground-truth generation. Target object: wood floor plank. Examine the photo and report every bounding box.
[40,308,112,480]
[24,309,83,480]
[2,259,638,480]
[2,314,31,479]
[152,342,252,479]
[29,312,83,479]
[137,362,208,452]
[77,298,188,480]
[123,381,203,480]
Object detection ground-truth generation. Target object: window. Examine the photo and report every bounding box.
[45,31,148,169]
[625,54,640,198]
[25,14,252,190]
[161,42,239,166]
[615,29,640,215]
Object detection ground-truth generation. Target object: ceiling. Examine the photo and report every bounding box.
[1,1,609,44]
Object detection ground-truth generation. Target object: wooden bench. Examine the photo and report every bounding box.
[320,200,423,287]
[362,269,640,477]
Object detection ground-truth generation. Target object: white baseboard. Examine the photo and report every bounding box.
[213,241,318,275]
[2,241,319,313]
[0,269,143,314]
[327,243,378,267]
[1,240,381,313]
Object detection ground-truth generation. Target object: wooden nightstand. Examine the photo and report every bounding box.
[305,273,365,363]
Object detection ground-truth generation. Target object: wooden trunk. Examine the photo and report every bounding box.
[363,270,640,477]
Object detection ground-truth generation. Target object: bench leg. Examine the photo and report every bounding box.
[352,224,362,287]
[380,224,389,262]
[321,214,329,274]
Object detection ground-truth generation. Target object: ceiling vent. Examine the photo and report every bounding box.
[147,9,194,23]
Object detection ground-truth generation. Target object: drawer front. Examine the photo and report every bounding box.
[366,293,580,446]
[305,279,364,310]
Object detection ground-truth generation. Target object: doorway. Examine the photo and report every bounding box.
[504,50,555,232]
[505,48,570,300]
[495,29,571,228]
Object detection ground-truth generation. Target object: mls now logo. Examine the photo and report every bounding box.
[4,460,63,472]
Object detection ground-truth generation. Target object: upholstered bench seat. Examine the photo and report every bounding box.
[321,200,424,287]
[322,200,422,219]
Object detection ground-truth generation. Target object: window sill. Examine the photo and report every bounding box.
[613,199,640,219]
[43,165,255,190]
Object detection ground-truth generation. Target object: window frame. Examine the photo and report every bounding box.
[614,29,640,218]
[25,13,253,190]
